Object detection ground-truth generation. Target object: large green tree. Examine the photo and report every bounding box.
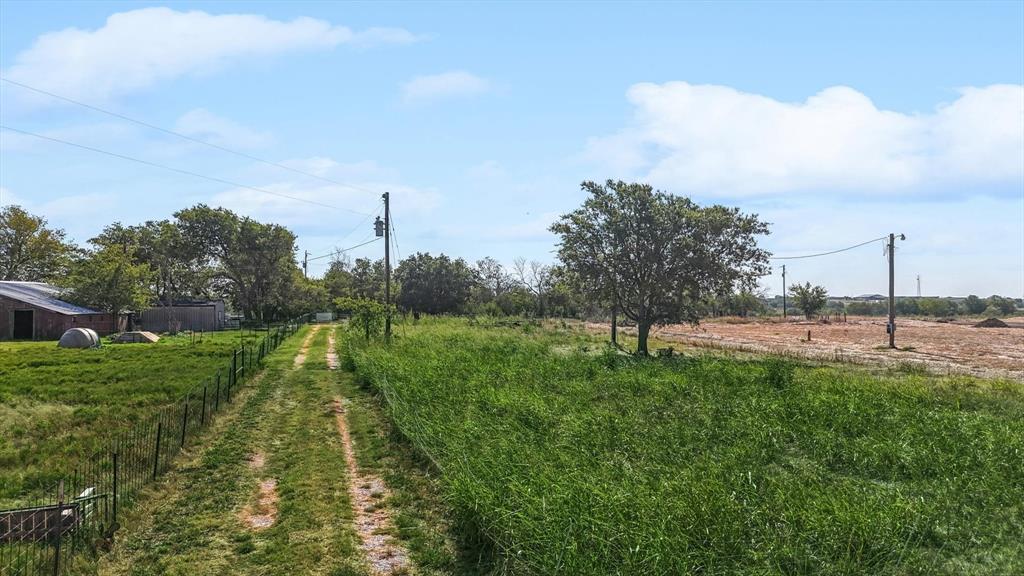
[63,243,153,320]
[396,252,475,314]
[551,180,770,355]
[0,205,76,282]
[92,220,210,307]
[174,205,298,321]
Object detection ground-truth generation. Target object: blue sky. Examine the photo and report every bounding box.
[1,1,1021,297]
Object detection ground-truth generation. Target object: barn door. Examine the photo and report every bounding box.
[13,310,33,339]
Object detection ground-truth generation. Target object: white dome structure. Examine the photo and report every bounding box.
[58,327,100,348]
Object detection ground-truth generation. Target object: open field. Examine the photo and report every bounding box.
[589,316,1024,381]
[349,318,1024,575]
[0,330,267,505]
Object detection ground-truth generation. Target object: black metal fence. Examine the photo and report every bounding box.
[0,314,311,575]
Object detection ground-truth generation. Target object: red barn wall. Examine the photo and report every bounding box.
[0,295,122,340]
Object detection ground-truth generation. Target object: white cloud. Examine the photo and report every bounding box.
[585,82,1024,196]
[174,109,272,149]
[401,71,490,103]
[209,175,439,235]
[3,7,420,102]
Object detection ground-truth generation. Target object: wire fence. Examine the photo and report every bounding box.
[0,313,311,575]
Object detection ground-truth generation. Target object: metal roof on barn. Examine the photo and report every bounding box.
[0,281,101,315]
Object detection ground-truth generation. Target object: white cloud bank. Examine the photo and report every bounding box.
[3,7,419,102]
[401,71,490,103]
[586,82,1024,196]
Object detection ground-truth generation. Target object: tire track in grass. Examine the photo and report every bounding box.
[329,328,412,575]
[240,325,320,531]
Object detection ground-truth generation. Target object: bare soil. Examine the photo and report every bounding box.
[592,316,1024,381]
[329,330,411,575]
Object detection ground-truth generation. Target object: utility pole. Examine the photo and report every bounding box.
[781,265,787,319]
[303,250,309,279]
[887,233,906,349]
[383,192,392,342]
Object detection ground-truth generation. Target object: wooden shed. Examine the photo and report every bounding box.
[0,281,122,340]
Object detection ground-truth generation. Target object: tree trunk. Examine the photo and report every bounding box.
[636,321,651,356]
[611,301,618,345]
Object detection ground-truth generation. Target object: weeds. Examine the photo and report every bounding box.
[349,319,1024,575]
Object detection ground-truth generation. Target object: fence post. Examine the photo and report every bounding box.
[53,479,64,576]
[153,421,163,480]
[201,385,207,425]
[112,451,119,523]
[180,394,189,447]
[215,372,221,412]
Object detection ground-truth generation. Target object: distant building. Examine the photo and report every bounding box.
[0,281,122,340]
[137,300,226,332]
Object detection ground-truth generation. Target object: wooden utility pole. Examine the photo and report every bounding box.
[383,192,392,342]
[781,265,787,319]
[887,233,905,348]
[303,250,309,278]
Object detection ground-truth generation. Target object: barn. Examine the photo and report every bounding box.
[0,281,122,340]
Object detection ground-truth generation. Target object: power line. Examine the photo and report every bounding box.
[1,76,384,197]
[770,236,888,260]
[389,212,403,263]
[0,124,371,216]
[306,236,381,262]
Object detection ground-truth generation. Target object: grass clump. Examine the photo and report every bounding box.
[349,318,1024,575]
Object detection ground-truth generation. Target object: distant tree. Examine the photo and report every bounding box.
[896,298,920,315]
[513,257,554,317]
[846,301,885,316]
[63,243,153,322]
[0,205,76,282]
[496,286,536,316]
[92,220,210,307]
[551,180,770,355]
[395,252,475,314]
[281,273,330,318]
[964,295,986,315]
[788,282,828,319]
[322,256,354,300]
[986,295,1017,316]
[917,297,955,317]
[350,258,386,301]
[174,205,297,321]
[473,257,516,304]
[334,296,385,340]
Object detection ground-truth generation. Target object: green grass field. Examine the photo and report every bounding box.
[348,318,1024,575]
[0,330,266,505]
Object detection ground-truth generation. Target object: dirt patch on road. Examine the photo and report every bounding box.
[240,478,279,530]
[326,330,340,370]
[247,451,266,470]
[332,398,410,574]
[589,317,1024,381]
[293,326,321,368]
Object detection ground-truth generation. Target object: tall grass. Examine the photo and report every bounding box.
[348,319,1024,575]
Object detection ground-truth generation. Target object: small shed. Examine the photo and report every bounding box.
[0,281,122,340]
[137,300,226,332]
